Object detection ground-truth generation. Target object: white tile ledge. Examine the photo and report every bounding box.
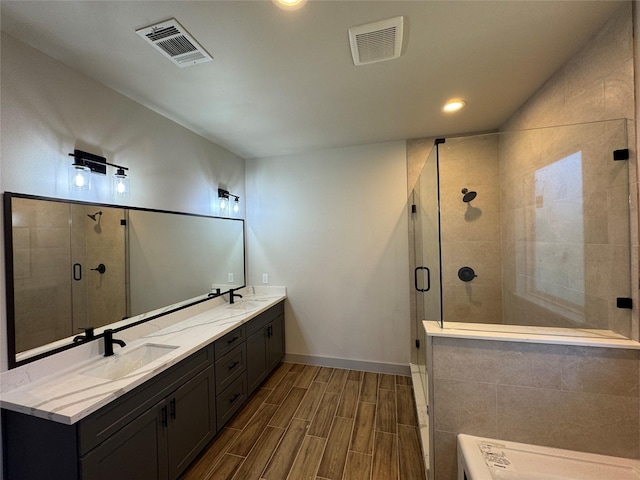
[424,321,640,350]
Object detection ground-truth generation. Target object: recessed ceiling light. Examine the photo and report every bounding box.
[272,0,307,11]
[443,100,466,113]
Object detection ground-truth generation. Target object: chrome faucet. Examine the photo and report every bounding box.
[229,288,243,304]
[103,329,126,357]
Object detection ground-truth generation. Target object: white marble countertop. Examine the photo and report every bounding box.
[0,287,286,425]
[424,320,640,349]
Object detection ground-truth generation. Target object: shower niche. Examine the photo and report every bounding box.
[411,119,633,339]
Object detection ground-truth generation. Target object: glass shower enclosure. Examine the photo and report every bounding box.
[411,119,633,373]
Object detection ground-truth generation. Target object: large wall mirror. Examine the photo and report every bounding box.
[3,192,245,368]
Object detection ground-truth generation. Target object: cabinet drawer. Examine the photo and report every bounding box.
[214,325,245,360]
[245,301,284,336]
[78,344,213,456]
[215,343,246,392]
[215,374,247,429]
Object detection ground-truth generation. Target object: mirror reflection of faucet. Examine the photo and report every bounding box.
[73,327,94,343]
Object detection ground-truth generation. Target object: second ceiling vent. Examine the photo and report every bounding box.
[136,18,212,68]
[348,16,404,66]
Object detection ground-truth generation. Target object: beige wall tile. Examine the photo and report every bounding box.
[561,346,639,397]
[497,384,639,458]
[433,337,500,383]
[433,378,497,437]
[434,337,566,389]
[434,430,458,480]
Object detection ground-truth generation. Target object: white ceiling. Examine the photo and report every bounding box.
[0,1,625,159]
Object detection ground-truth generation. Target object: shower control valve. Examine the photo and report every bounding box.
[458,266,477,282]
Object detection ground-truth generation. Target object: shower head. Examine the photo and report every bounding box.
[87,211,103,221]
[461,188,477,203]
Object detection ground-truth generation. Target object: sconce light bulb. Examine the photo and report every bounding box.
[74,173,86,188]
[69,164,91,191]
[219,197,228,210]
[233,198,240,213]
[112,169,130,197]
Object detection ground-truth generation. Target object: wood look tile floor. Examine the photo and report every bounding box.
[180,363,426,480]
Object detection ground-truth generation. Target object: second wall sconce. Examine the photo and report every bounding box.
[68,149,130,197]
[218,188,240,213]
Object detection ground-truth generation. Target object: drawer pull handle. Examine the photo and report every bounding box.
[227,336,240,344]
[161,405,168,427]
[228,361,240,371]
[229,393,241,404]
[170,398,177,420]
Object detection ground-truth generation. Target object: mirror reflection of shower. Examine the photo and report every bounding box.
[461,188,477,202]
[461,188,481,221]
[87,211,102,221]
[88,211,103,233]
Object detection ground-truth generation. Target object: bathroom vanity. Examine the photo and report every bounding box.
[0,292,285,480]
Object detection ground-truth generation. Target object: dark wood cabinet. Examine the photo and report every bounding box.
[247,324,269,393]
[81,366,215,480]
[267,314,285,372]
[3,346,215,480]
[166,367,216,478]
[80,400,167,480]
[246,302,285,394]
[2,301,285,480]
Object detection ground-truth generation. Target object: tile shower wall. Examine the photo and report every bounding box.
[500,2,636,337]
[500,121,631,335]
[11,200,127,353]
[439,135,502,324]
[420,4,639,479]
[12,199,72,352]
[431,336,640,480]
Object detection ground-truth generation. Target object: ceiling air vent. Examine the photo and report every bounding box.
[348,16,404,66]
[136,18,212,68]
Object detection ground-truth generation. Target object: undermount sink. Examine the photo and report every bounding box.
[81,343,178,380]
[227,300,268,311]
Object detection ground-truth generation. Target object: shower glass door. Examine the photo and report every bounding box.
[411,143,442,400]
[70,204,128,334]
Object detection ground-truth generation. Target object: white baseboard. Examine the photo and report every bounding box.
[284,353,411,376]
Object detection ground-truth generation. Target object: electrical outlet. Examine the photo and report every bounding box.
[228,273,234,283]
[262,273,269,284]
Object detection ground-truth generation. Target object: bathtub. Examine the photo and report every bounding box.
[457,434,640,480]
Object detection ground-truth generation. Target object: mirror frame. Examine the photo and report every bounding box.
[3,192,246,368]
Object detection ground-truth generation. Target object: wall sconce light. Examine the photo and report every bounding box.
[68,150,130,197]
[112,167,130,197]
[218,188,240,214]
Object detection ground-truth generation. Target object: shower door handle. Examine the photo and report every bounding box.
[414,266,430,292]
[73,263,82,281]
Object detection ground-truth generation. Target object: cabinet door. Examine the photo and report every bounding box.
[246,328,268,394]
[166,367,216,480]
[80,402,168,480]
[267,315,285,372]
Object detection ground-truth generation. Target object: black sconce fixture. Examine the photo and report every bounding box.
[218,188,240,214]
[68,149,130,197]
